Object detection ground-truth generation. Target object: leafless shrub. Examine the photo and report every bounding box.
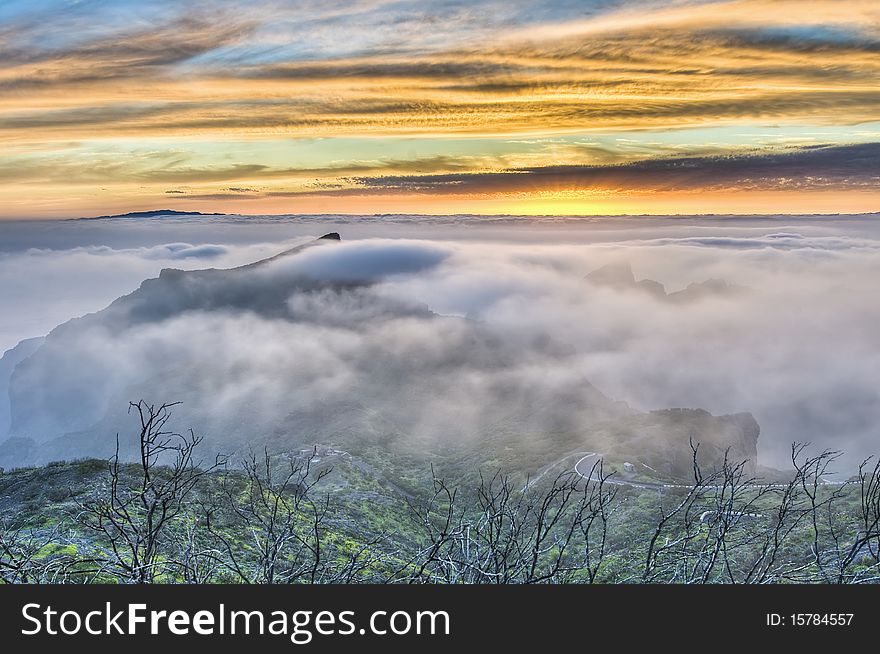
[203,448,332,583]
[75,401,223,583]
[398,462,617,584]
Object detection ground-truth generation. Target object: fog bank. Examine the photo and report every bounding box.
[2,214,879,469]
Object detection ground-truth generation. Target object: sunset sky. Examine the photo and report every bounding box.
[1,0,879,218]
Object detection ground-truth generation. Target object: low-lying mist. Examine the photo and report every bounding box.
[2,215,879,470]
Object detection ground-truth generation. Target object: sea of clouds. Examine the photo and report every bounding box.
[2,214,880,469]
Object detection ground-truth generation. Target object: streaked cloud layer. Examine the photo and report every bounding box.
[1,0,878,216]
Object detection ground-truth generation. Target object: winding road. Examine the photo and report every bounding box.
[572,452,846,491]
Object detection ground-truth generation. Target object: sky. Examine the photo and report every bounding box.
[1,0,879,218]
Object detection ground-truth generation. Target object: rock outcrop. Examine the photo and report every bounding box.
[585,262,745,303]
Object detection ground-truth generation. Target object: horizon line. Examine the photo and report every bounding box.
[3,209,877,223]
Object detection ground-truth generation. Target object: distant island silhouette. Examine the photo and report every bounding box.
[76,209,225,221]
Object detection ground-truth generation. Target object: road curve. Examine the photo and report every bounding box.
[573,453,846,491]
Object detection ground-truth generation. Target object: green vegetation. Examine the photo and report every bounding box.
[1,403,879,584]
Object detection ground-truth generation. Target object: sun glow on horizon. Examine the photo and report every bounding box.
[0,0,878,218]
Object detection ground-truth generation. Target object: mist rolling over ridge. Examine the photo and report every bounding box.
[1,213,879,474]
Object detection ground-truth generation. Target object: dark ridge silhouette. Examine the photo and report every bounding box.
[76,209,225,221]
